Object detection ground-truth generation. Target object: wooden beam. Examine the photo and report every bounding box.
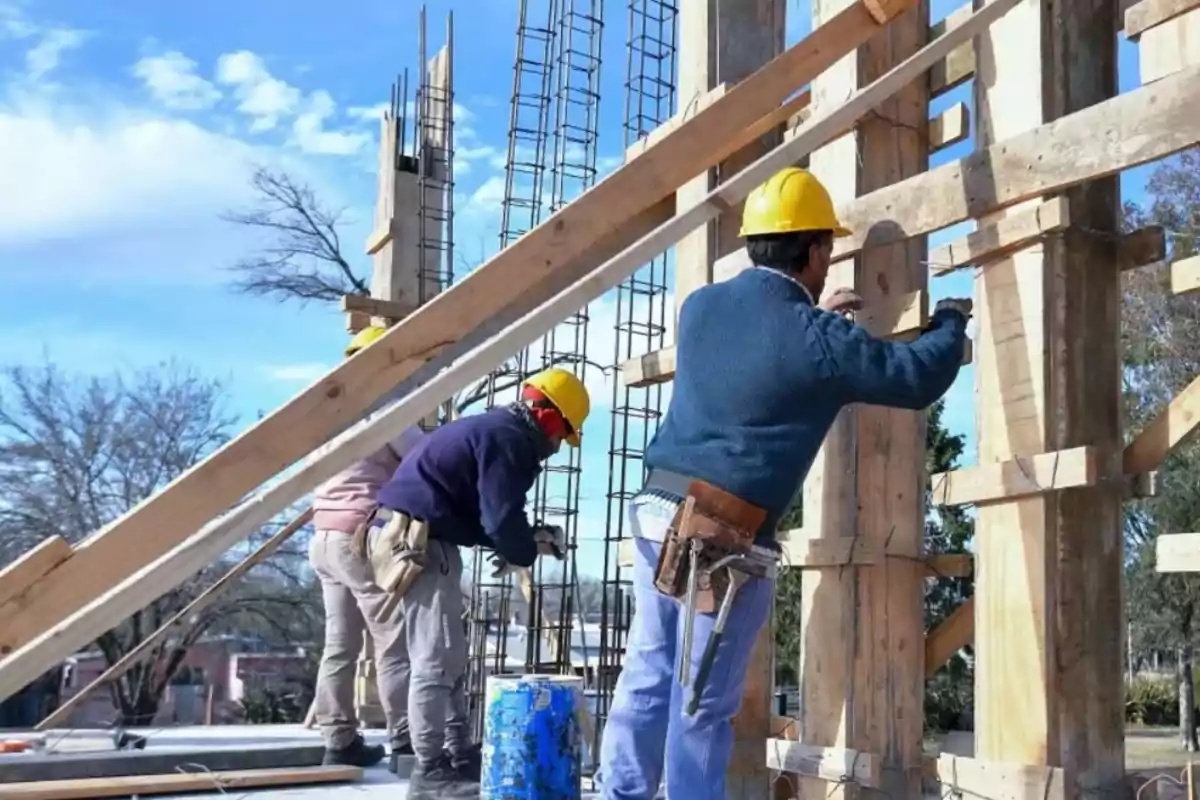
[0,1,919,668]
[1155,532,1200,573]
[1125,0,1200,38]
[1120,226,1168,270]
[930,446,1098,506]
[625,84,730,162]
[341,294,416,321]
[712,63,1200,279]
[928,198,1070,276]
[1124,373,1200,474]
[925,596,974,677]
[365,220,399,256]
[928,754,1066,800]
[3,766,363,799]
[929,553,973,578]
[0,537,71,610]
[764,740,881,787]
[929,4,975,97]
[1172,254,1200,295]
[928,102,969,152]
[1138,6,1200,84]
[35,508,313,731]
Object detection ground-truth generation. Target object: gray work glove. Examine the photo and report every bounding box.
[532,524,567,560]
[934,297,973,320]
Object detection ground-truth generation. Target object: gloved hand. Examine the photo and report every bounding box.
[532,524,567,560]
[489,553,522,580]
[935,297,973,320]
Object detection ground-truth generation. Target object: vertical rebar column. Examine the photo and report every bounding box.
[415,6,455,305]
[527,0,604,678]
[465,0,560,740]
[594,0,677,756]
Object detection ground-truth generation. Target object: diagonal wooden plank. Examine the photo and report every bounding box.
[0,537,71,610]
[0,0,1023,700]
[1124,373,1200,474]
[0,0,913,663]
[925,596,974,677]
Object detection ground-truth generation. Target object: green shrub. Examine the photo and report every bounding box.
[1126,675,1178,726]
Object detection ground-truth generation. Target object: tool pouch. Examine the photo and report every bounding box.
[353,508,430,621]
[653,480,767,613]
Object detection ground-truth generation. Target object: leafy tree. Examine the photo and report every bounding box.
[1121,148,1200,749]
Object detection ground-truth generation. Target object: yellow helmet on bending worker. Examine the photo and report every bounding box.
[521,367,590,448]
[346,325,387,357]
[739,166,852,238]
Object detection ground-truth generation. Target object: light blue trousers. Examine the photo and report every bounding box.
[596,503,773,800]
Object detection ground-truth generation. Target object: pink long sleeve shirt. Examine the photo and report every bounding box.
[312,425,426,534]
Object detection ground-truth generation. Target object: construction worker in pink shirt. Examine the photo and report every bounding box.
[308,326,427,771]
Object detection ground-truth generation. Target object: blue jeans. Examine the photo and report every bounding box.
[597,503,773,800]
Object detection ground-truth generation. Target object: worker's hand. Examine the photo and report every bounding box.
[532,524,567,560]
[818,287,863,317]
[489,553,521,580]
[934,297,973,320]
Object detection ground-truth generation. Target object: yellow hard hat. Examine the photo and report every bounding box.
[346,326,386,356]
[521,367,590,447]
[739,167,851,239]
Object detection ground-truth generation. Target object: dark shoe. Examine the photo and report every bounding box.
[388,737,415,774]
[409,752,480,799]
[322,734,386,768]
[449,742,482,781]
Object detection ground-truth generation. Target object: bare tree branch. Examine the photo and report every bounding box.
[221,167,369,305]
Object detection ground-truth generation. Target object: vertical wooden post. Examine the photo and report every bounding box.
[675,2,785,796]
[796,1,929,798]
[674,0,785,318]
[972,0,1124,788]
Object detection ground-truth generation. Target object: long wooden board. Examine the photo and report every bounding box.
[0,0,912,666]
[3,765,361,799]
[712,63,1200,279]
[0,0,1020,699]
[0,537,71,609]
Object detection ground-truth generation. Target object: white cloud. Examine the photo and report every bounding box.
[133,51,222,111]
[291,90,370,156]
[264,363,332,382]
[25,28,86,79]
[215,50,301,132]
[347,102,388,122]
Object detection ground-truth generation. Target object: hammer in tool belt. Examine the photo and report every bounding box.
[685,553,768,717]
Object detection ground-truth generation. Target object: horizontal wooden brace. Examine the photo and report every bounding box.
[928,198,1070,275]
[345,309,371,334]
[1125,0,1200,39]
[930,446,1098,506]
[765,739,881,787]
[365,220,400,256]
[1138,6,1200,84]
[1124,372,1200,474]
[1119,225,1169,270]
[1155,532,1200,573]
[1172,254,1200,295]
[928,102,969,153]
[713,63,1200,280]
[340,294,415,321]
[925,596,974,677]
[926,754,1065,800]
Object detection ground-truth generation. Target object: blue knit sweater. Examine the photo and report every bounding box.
[644,267,967,542]
[375,406,546,567]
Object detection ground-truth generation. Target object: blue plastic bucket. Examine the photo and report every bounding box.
[481,674,584,799]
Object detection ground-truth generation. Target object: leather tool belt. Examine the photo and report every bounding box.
[652,479,768,614]
[351,506,430,623]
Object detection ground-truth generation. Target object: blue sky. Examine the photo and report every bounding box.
[0,0,1154,573]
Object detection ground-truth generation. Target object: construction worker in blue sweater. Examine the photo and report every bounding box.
[366,366,589,798]
[596,166,972,800]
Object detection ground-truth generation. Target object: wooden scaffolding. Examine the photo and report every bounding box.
[0,0,1198,797]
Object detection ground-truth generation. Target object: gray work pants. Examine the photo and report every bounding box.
[402,538,470,765]
[309,529,410,750]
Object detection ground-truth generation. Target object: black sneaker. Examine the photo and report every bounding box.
[449,742,482,781]
[388,737,415,774]
[322,734,386,768]
[409,752,481,799]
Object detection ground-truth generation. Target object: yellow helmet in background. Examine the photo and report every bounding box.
[522,367,590,447]
[346,326,386,357]
[739,167,852,239]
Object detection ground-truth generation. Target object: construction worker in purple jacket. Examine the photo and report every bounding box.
[370,366,590,798]
[596,167,972,800]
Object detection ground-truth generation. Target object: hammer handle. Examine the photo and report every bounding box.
[686,631,724,716]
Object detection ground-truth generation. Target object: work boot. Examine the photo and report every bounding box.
[388,736,415,774]
[408,752,480,799]
[449,741,483,781]
[322,734,386,768]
